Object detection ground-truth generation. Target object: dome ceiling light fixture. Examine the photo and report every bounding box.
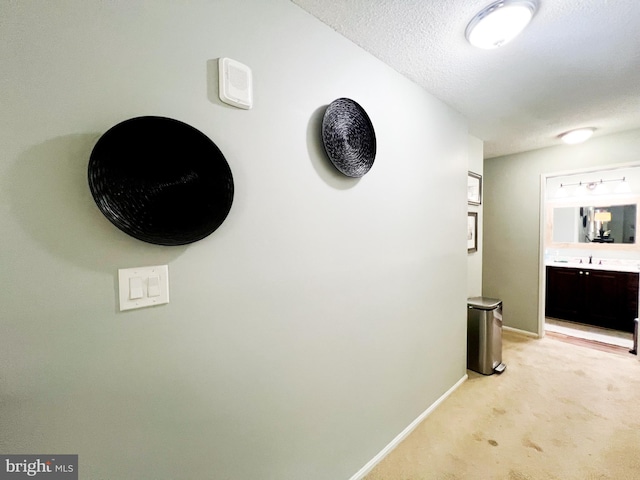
[465,0,538,49]
[559,127,596,145]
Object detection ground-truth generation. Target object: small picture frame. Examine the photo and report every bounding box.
[468,171,482,205]
[467,212,478,253]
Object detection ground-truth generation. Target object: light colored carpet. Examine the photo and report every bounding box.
[364,331,640,480]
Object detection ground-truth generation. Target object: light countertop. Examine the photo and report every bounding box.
[546,260,640,273]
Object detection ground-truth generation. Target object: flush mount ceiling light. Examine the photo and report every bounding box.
[559,128,596,145]
[465,0,538,49]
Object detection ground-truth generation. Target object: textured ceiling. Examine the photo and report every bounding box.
[291,0,640,158]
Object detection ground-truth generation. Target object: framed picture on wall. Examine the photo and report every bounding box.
[468,171,482,205]
[467,212,478,253]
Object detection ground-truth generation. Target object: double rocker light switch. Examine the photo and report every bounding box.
[118,265,170,311]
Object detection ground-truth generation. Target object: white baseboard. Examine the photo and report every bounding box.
[348,374,468,480]
[503,325,539,338]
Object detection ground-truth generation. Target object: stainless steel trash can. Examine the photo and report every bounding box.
[467,296,506,375]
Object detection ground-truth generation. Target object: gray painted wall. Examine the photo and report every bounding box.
[483,129,640,334]
[0,1,471,478]
[468,136,484,298]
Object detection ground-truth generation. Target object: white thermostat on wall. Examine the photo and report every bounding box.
[218,57,253,109]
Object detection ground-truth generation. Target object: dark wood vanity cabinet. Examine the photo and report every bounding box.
[545,266,638,332]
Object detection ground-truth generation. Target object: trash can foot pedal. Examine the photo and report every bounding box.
[493,363,506,374]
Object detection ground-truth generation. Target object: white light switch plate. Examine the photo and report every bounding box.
[118,265,169,311]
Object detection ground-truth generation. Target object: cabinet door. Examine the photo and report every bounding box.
[583,270,623,329]
[545,266,581,321]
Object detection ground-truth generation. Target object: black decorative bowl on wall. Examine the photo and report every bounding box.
[321,98,376,178]
[88,116,234,246]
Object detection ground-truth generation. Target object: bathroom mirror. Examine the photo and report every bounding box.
[552,204,637,244]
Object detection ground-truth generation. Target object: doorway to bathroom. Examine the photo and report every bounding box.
[541,164,640,352]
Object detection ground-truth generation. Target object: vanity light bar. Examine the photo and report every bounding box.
[559,177,627,189]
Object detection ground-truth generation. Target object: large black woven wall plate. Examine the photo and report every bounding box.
[321,98,376,178]
[88,116,234,246]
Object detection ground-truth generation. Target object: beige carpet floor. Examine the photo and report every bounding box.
[364,331,640,480]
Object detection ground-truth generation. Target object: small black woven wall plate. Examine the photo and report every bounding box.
[321,98,376,178]
[88,116,234,246]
